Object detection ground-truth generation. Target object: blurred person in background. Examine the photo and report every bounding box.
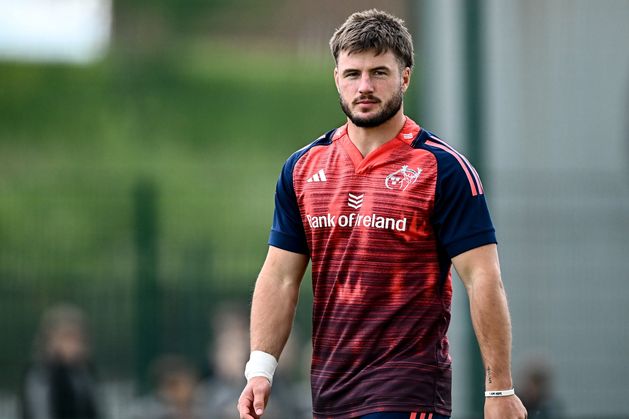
[198,303,250,418]
[517,356,563,419]
[238,9,527,419]
[20,303,100,419]
[199,302,307,418]
[129,354,207,419]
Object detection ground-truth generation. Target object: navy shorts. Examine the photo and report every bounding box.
[360,413,450,419]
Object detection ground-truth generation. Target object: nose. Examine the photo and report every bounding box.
[358,73,374,94]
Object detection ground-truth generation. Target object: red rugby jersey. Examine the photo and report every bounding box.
[269,117,496,418]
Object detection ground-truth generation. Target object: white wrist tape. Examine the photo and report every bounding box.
[244,351,278,385]
[485,388,515,397]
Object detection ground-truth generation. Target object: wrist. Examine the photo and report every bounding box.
[244,350,278,385]
[486,380,514,391]
[485,388,515,397]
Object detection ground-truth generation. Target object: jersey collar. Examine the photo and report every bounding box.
[332,116,421,144]
[396,116,421,145]
[333,116,422,174]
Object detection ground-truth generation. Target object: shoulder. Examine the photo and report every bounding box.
[284,128,336,169]
[278,128,338,183]
[274,127,337,194]
[413,130,470,171]
[413,129,484,196]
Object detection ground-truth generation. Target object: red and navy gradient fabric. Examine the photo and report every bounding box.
[361,412,450,419]
[269,117,496,418]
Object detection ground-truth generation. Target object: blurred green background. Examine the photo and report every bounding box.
[0,6,317,384]
[2,1,629,418]
[0,0,414,402]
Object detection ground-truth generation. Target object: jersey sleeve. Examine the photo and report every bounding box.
[432,153,497,258]
[268,155,310,255]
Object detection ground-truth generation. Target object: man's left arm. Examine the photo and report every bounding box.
[452,243,527,419]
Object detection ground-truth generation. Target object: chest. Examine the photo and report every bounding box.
[293,143,438,241]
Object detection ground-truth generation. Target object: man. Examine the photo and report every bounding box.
[238,9,527,419]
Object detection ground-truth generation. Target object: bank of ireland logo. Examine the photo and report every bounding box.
[385,165,421,191]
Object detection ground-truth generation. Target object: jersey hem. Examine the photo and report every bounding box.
[313,402,452,419]
[445,229,497,258]
[268,230,309,255]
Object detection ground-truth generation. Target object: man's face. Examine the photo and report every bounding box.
[334,49,410,128]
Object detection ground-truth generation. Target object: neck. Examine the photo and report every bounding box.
[347,109,406,157]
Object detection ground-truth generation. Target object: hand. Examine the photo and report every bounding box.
[237,376,272,419]
[484,395,527,419]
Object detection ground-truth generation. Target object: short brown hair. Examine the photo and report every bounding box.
[329,9,414,70]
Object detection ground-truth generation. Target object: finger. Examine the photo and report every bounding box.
[237,394,258,419]
[237,403,258,419]
[252,384,268,416]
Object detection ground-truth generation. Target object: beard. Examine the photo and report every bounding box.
[339,88,404,128]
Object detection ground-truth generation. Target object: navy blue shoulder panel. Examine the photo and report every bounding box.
[410,127,434,149]
[413,129,497,258]
[285,129,335,174]
[268,129,335,255]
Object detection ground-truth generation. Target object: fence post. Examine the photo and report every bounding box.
[134,179,160,393]
[463,0,487,416]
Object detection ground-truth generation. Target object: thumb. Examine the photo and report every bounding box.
[252,382,268,416]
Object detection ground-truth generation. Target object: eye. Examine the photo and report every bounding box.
[344,71,359,79]
[373,70,388,77]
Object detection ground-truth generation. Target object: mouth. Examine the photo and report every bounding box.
[354,97,380,105]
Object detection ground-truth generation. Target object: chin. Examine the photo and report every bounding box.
[355,112,376,120]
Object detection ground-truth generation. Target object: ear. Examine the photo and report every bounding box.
[401,67,411,93]
[333,67,340,92]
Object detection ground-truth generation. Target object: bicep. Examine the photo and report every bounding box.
[451,243,501,291]
[258,246,309,287]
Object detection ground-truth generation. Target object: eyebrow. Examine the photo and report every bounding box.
[341,66,392,76]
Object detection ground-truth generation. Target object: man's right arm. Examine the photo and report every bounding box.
[238,245,309,419]
[250,246,309,358]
